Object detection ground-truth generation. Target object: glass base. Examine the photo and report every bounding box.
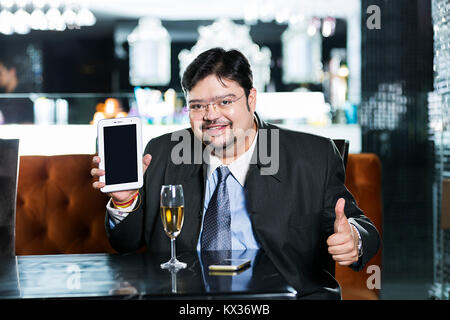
[160,258,187,270]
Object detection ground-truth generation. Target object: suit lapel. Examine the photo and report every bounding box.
[163,130,206,251]
[245,164,282,214]
[245,114,283,214]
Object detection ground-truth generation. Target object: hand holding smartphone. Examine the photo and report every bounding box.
[91,117,152,206]
[97,117,143,193]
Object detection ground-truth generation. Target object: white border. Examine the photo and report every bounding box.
[97,117,143,193]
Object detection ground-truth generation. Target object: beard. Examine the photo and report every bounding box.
[200,120,236,157]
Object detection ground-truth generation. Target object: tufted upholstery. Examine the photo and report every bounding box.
[15,155,114,255]
[14,153,382,299]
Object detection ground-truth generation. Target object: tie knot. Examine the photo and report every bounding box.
[217,166,231,183]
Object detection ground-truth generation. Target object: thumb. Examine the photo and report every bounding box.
[143,154,152,174]
[334,198,347,233]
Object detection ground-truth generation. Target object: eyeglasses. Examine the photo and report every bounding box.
[188,93,246,115]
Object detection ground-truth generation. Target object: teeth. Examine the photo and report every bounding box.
[206,125,227,130]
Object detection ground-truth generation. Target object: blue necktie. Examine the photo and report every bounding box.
[201,166,232,251]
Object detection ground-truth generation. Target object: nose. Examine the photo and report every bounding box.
[203,103,220,121]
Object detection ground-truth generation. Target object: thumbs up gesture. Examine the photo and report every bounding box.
[327,198,360,266]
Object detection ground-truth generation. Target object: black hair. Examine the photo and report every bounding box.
[0,55,17,70]
[181,47,253,98]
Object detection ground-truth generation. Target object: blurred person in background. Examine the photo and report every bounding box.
[0,56,34,124]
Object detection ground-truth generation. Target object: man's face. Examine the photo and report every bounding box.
[0,63,13,88]
[187,74,257,156]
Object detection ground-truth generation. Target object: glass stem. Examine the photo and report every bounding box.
[171,238,176,262]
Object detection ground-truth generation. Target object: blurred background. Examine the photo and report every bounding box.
[0,0,448,299]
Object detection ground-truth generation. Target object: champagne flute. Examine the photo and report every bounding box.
[160,184,187,269]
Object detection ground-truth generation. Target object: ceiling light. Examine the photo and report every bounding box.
[30,8,48,30]
[0,0,96,35]
[0,9,14,34]
[0,0,14,9]
[76,7,96,27]
[13,8,31,34]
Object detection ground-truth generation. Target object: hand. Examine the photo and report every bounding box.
[326,198,360,266]
[91,154,152,203]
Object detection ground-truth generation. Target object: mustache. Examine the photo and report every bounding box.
[199,120,233,130]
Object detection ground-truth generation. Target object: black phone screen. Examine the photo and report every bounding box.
[103,124,138,185]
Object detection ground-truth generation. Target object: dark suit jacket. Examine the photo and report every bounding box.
[105,114,381,299]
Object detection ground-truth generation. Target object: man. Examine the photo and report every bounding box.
[0,57,34,124]
[91,48,380,299]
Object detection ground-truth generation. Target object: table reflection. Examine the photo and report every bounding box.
[199,250,258,293]
[0,250,296,299]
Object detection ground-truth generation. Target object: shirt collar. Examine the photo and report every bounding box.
[206,129,258,187]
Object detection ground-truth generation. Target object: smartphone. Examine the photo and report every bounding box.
[208,259,251,272]
[97,117,143,193]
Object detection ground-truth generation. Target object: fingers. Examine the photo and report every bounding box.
[92,180,105,190]
[92,155,101,165]
[334,198,347,233]
[91,156,104,190]
[331,251,359,266]
[92,155,151,193]
[328,241,355,255]
[327,223,359,265]
[92,155,152,175]
[335,198,345,218]
[336,259,357,266]
[91,156,105,178]
[327,232,352,247]
[328,237,358,265]
[143,154,152,173]
[90,167,105,178]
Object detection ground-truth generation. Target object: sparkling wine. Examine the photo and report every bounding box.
[160,206,184,239]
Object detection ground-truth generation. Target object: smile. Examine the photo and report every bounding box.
[202,123,230,135]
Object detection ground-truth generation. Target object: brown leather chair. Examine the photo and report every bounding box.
[15,152,382,299]
[337,153,383,299]
[332,140,382,299]
[15,154,115,255]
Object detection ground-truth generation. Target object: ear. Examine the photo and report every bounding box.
[247,88,257,113]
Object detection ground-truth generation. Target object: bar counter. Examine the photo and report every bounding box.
[0,123,361,155]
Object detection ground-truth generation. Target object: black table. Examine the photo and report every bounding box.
[0,250,297,300]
